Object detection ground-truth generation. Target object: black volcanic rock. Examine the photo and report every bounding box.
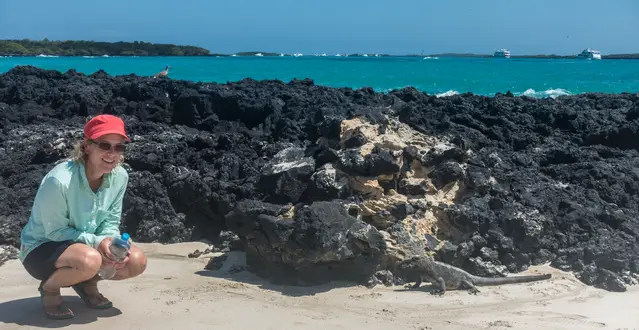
[120,170,193,243]
[1,66,639,292]
[336,147,403,177]
[303,163,352,201]
[256,147,315,204]
[428,160,465,189]
[238,200,387,285]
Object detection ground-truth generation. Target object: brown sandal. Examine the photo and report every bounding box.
[38,282,74,320]
[71,279,113,309]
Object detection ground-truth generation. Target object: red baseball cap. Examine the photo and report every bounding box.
[83,114,130,142]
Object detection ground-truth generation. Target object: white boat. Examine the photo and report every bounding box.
[493,48,511,58]
[577,48,601,60]
[255,53,263,57]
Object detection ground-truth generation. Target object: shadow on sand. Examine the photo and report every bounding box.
[392,285,446,295]
[193,252,361,297]
[0,294,122,328]
[195,269,360,297]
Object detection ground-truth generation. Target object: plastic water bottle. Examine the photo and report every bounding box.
[97,233,131,280]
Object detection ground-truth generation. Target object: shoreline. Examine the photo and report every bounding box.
[0,65,636,99]
[2,54,639,60]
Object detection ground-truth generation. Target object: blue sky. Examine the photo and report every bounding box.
[0,0,637,55]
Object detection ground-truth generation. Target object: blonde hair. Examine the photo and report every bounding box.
[70,139,125,165]
[71,140,87,164]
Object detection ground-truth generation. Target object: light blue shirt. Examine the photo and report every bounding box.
[19,159,129,262]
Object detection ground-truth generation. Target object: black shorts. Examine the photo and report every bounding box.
[22,240,81,281]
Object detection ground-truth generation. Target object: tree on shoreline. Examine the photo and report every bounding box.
[0,39,211,56]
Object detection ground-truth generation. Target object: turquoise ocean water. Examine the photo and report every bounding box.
[1,56,638,97]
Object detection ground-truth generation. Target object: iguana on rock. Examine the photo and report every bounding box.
[397,255,552,295]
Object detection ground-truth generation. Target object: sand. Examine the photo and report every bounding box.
[1,242,637,330]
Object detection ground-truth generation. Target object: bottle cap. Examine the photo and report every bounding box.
[121,233,130,241]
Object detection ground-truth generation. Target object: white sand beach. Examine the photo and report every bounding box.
[1,242,638,330]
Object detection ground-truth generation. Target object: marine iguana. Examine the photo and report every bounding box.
[398,255,552,295]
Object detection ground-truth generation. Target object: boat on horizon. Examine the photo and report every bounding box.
[493,49,511,58]
[577,48,602,60]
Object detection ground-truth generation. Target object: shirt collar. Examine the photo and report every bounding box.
[78,161,113,192]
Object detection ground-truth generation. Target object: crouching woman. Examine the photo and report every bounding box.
[18,114,147,319]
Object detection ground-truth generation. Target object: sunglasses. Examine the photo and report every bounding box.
[89,140,127,153]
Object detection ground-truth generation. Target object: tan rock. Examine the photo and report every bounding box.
[280,205,295,219]
[406,159,432,179]
[377,173,395,182]
[379,230,414,264]
[339,117,408,154]
[402,212,438,238]
[348,176,383,199]
[334,113,469,259]
[360,194,408,229]
[377,133,406,151]
[340,117,379,149]
[359,142,376,156]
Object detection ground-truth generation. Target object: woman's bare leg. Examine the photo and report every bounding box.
[41,243,102,291]
[39,243,102,316]
[112,244,147,280]
[74,244,147,307]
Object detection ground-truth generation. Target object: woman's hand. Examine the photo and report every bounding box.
[114,255,129,270]
[98,237,116,266]
[98,237,130,270]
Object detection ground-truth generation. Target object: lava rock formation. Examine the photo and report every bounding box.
[1,66,638,292]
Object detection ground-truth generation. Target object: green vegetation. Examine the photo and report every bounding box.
[0,39,210,56]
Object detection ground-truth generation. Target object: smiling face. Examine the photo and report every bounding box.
[84,133,127,175]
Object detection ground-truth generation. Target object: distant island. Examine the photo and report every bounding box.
[204,51,395,57]
[404,53,639,60]
[216,52,639,59]
[1,39,638,59]
[0,39,210,56]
